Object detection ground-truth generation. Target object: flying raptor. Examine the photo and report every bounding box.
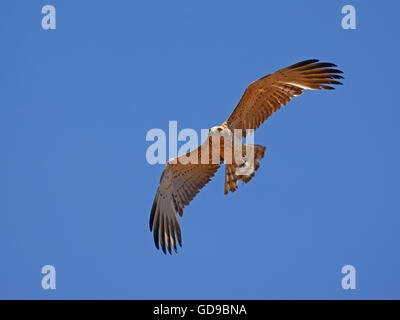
[149,59,343,254]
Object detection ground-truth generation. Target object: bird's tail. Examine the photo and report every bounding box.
[224,144,266,194]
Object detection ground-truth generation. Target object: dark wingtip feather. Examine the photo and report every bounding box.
[165,217,172,255]
[149,196,157,231]
[153,209,160,250]
[161,241,167,254]
[171,219,179,252]
[316,62,337,68]
[321,85,335,90]
[154,234,160,250]
[160,217,166,254]
[325,80,343,85]
[322,62,337,68]
[172,233,178,253]
[176,229,182,247]
[288,59,319,69]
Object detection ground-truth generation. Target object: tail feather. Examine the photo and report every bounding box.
[224,144,266,194]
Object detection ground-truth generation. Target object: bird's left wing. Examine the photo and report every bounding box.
[226,59,343,136]
[149,136,222,254]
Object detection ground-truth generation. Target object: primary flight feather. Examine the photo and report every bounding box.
[149,59,343,254]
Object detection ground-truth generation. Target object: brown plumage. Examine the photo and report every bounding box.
[227,59,343,136]
[150,137,222,254]
[150,59,343,254]
[224,144,266,194]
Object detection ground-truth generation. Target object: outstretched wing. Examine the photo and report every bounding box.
[226,59,343,136]
[149,137,222,254]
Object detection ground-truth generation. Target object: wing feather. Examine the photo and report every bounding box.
[227,59,343,136]
[149,137,221,254]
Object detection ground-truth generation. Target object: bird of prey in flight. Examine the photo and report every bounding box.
[149,59,343,254]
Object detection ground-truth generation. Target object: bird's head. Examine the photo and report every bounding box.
[208,125,227,137]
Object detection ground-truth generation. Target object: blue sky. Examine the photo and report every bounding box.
[1,0,399,299]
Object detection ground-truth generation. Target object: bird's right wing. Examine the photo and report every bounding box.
[149,136,222,254]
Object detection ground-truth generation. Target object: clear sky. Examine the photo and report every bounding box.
[1,0,399,299]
